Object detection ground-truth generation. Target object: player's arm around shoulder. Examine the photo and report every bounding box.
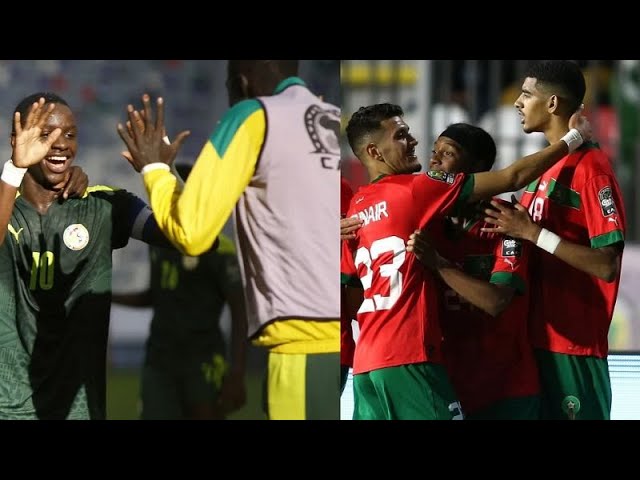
[93,186,176,250]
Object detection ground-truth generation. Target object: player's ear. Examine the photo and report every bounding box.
[548,94,559,114]
[366,143,383,162]
[238,74,250,100]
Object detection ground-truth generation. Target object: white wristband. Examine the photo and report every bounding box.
[536,228,562,254]
[561,128,583,153]
[1,159,27,188]
[140,163,171,175]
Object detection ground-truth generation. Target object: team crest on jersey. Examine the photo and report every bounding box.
[304,105,340,155]
[426,170,455,184]
[501,237,522,257]
[182,256,199,271]
[598,186,617,217]
[63,224,89,251]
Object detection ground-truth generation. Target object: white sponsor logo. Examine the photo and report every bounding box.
[503,258,515,270]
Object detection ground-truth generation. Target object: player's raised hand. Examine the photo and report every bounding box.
[117,94,190,172]
[568,105,592,145]
[12,98,62,168]
[121,109,190,168]
[481,196,540,243]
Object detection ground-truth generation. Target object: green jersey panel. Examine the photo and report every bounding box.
[0,189,142,419]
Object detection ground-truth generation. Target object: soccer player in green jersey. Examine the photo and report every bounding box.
[113,164,248,420]
[0,92,176,420]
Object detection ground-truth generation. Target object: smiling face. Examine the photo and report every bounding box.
[15,103,78,188]
[514,77,553,134]
[373,116,420,175]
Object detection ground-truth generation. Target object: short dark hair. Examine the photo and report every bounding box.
[345,103,404,155]
[525,60,586,113]
[12,92,69,134]
[439,123,496,172]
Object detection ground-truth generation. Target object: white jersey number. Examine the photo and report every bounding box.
[354,236,405,313]
[529,197,545,223]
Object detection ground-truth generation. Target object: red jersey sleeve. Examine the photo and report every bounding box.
[411,171,474,222]
[340,239,360,287]
[341,177,354,218]
[489,235,529,295]
[582,174,625,248]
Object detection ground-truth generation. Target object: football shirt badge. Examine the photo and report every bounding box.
[63,224,90,251]
[561,395,581,420]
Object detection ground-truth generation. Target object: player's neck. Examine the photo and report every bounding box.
[544,119,571,144]
[20,174,64,214]
[367,167,388,183]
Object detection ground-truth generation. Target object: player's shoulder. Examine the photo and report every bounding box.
[225,98,264,122]
[422,170,461,186]
[85,185,139,202]
[575,143,614,174]
[85,185,124,195]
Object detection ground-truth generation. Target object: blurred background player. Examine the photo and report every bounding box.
[117,60,341,420]
[407,123,539,420]
[112,163,247,420]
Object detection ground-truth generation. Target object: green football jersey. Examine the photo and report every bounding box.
[0,187,145,419]
[145,234,242,369]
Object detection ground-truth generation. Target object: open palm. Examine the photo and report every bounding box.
[12,98,62,169]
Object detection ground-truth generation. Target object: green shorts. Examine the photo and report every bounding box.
[535,349,611,420]
[265,351,340,420]
[352,362,462,420]
[341,365,350,395]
